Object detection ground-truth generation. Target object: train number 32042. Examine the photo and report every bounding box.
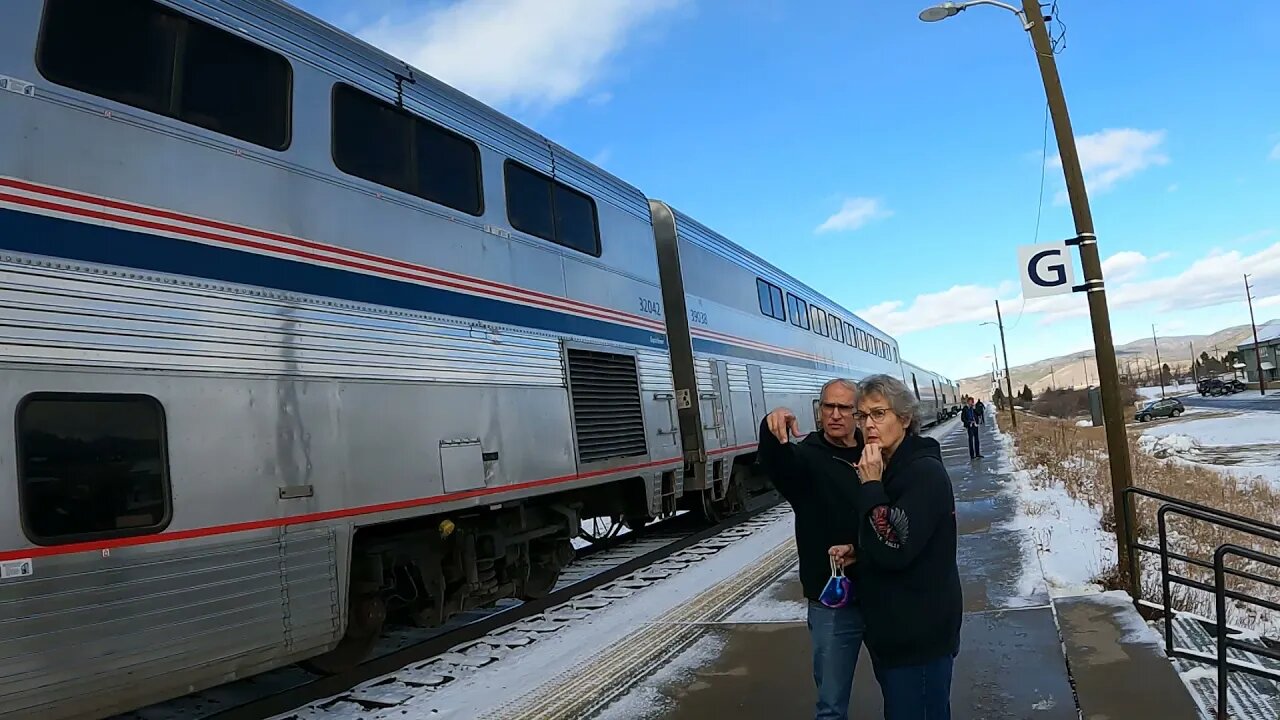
[639,298,662,316]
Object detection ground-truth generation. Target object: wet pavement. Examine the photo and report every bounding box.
[606,419,1203,720]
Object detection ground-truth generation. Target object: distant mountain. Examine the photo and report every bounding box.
[959,323,1263,398]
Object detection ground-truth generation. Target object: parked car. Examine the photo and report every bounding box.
[1198,378,1224,396]
[1136,398,1185,422]
[1225,379,1246,393]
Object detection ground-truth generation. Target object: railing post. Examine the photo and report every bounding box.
[1157,507,1175,657]
[1214,546,1229,720]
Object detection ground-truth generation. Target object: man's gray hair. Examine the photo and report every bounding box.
[820,377,859,399]
[857,374,921,435]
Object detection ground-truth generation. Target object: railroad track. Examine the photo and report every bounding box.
[112,493,784,720]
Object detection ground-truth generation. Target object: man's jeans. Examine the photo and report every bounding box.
[966,424,980,457]
[808,600,865,720]
[873,653,954,720]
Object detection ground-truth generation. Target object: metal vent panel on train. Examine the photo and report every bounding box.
[567,349,648,464]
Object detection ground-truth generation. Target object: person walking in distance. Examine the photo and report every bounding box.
[758,379,865,720]
[961,398,981,459]
[974,398,985,426]
[831,374,962,720]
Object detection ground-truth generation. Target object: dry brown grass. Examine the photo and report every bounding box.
[1006,411,1280,635]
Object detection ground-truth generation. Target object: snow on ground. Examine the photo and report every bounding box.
[1138,411,1280,489]
[1138,383,1197,401]
[592,633,727,720]
[381,510,797,719]
[997,465,1116,598]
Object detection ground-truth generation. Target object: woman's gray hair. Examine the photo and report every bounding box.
[857,374,921,435]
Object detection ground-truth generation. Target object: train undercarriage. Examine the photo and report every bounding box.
[299,463,761,675]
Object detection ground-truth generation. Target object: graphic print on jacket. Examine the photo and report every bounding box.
[869,505,908,550]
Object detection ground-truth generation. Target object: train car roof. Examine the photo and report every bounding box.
[665,204,897,342]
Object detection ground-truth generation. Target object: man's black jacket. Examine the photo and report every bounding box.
[756,417,863,601]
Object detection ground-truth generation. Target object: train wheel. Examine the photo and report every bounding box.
[696,488,723,523]
[299,592,386,675]
[519,539,574,600]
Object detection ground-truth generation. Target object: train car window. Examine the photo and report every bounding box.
[333,85,482,215]
[17,393,171,545]
[786,294,810,330]
[38,0,292,151]
[814,308,829,336]
[553,183,601,256]
[755,279,785,321]
[830,315,844,343]
[911,373,922,400]
[506,162,556,241]
[505,162,601,256]
[843,322,856,346]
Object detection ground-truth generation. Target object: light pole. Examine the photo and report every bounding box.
[981,299,1016,428]
[1152,324,1165,398]
[920,0,1138,598]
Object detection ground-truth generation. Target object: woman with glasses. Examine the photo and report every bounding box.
[830,374,962,720]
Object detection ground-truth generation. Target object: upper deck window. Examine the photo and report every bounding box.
[787,294,810,330]
[505,162,601,256]
[38,0,292,150]
[755,279,785,321]
[17,393,171,544]
[332,84,483,215]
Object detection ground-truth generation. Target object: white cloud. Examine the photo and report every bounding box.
[358,0,682,111]
[855,281,1017,335]
[1101,250,1149,283]
[1050,128,1169,204]
[1167,183,1179,192]
[815,197,892,234]
[862,233,1280,337]
[588,92,614,106]
[1271,142,1280,161]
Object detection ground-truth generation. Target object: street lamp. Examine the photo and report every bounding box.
[980,299,1016,428]
[918,1,1029,25]
[919,0,1139,599]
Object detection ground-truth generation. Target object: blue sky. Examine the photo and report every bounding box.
[294,0,1280,381]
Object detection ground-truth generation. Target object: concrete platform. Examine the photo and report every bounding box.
[1054,591,1201,719]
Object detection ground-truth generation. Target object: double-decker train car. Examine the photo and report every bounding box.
[0,1,958,718]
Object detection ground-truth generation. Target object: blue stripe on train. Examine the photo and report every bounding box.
[1,208,669,350]
[1,208,869,376]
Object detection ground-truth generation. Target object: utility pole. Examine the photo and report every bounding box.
[1082,356,1089,387]
[1050,364,1056,389]
[1246,274,1266,395]
[1152,325,1165,398]
[1190,341,1198,386]
[995,300,1016,427]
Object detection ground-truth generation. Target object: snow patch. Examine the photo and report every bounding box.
[997,468,1115,598]
[592,633,728,720]
[723,568,806,623]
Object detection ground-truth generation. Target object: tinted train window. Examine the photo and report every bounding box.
[786,294,810,330]
[505,162,601,256]
[844,322,856,346]
[17,394,170,544]
[755,279,785,321]
[814,307,829,337]
[553,183,601,256]
[333,85,482,215]
[38,0,291,150]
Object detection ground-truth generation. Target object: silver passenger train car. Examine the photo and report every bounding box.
[0,1,958,717]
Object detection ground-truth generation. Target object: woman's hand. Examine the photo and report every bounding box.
[829,544,856,569]
[858,442,884,483]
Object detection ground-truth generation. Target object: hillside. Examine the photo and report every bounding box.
[959,323,1261,398]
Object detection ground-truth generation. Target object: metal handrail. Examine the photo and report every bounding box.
[1119,487,1280,719]
[1214,545,1280,720]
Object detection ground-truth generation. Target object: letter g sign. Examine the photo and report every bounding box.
[1017,242,1076,299]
